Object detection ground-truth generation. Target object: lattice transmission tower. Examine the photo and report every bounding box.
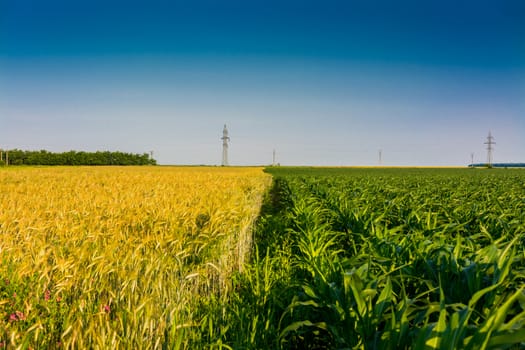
[484,131,495,168]
[221,124,230,166]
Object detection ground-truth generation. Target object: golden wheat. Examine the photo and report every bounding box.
[0,166,271,349]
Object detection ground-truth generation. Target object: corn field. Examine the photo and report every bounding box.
[231,167,525,349]
[1,166,524,349]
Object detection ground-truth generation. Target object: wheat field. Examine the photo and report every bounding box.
[0,166,271,349]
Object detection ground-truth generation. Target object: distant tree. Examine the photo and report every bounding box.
[1,150,157,166]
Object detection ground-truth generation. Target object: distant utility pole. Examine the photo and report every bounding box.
[221,124,230,166]
[272,149,276,166]
[2,149,8,166]
[484,131,495,167]
[470,152,474,166]
[378,149,382,165]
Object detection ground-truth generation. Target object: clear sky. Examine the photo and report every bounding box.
[1,0,524,166]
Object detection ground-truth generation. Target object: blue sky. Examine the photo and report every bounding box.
[1,0,524,165]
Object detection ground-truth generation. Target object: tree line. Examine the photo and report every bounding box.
[0,150,157,166]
